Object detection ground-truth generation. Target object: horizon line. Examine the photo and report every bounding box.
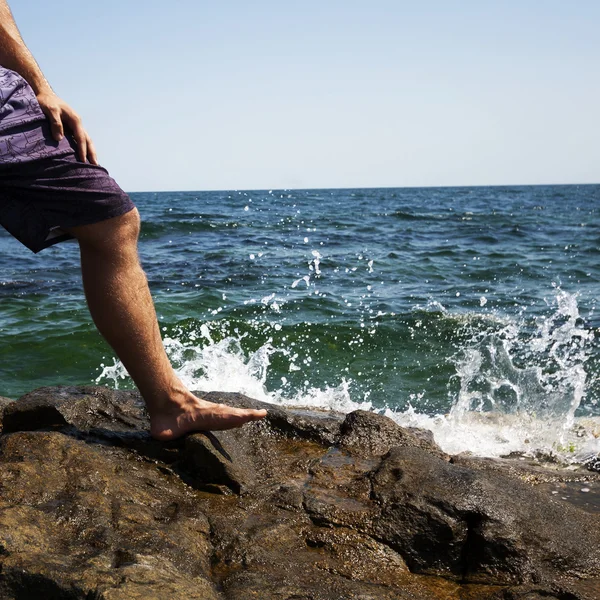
[125,181,600,194]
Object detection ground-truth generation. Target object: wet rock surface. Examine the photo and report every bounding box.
[0,386,599,599]
[0,397,13,430]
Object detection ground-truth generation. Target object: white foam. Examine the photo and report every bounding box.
[389,408,600,463]
[94,290,598,465]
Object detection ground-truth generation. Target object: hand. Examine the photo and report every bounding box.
[36,90,98,165]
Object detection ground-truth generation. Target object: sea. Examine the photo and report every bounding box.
[1,185,599,466]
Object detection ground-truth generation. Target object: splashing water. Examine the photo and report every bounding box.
[95,290,599,464]
[96,330,370,415]
[438,289,598,461]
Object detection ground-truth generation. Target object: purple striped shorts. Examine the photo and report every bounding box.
[0,66,135,253]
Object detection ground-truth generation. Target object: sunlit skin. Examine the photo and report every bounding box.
[0,0,267,438]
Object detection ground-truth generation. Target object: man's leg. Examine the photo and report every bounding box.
[64,208,267,440]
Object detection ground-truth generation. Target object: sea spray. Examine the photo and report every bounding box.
[96,333,369,414]
[95,289,599,464]
[440,289,597,460]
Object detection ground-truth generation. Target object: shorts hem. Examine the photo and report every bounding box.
[31,202,136,254]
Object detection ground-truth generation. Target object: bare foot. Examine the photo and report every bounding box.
[149,395,267,441]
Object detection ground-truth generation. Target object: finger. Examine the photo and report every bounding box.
[77,137,87,163]
[44,108,64,142]
[61,109,86,162]
[86,135,98,166]
[70,121,88,162]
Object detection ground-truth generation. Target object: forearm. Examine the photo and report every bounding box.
[0,0,52,95]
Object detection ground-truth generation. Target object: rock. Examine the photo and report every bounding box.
[202,391,343,445]
[499,579,600,600]
[369,446,600,585]
[2,385,148,434]
[0,430,218,600]
[451,453,597,485]
[584,454,600,473]
[0,396,14,431]
[338,409,448,459]
[183,432,248,493]
[452,454,600,515]
[0,385,598,599]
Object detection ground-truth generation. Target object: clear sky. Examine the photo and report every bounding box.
[11,1,600,191]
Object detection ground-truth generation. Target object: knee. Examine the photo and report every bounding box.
[70,208,141,254]
[113,208,141,246]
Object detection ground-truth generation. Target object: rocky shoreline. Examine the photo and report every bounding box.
[0,386,598,599]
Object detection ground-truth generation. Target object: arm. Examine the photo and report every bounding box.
[0,0,97,164]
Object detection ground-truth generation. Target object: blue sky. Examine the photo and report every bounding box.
[12,1,600,191]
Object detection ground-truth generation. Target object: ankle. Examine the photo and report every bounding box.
[142,380,195,416]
